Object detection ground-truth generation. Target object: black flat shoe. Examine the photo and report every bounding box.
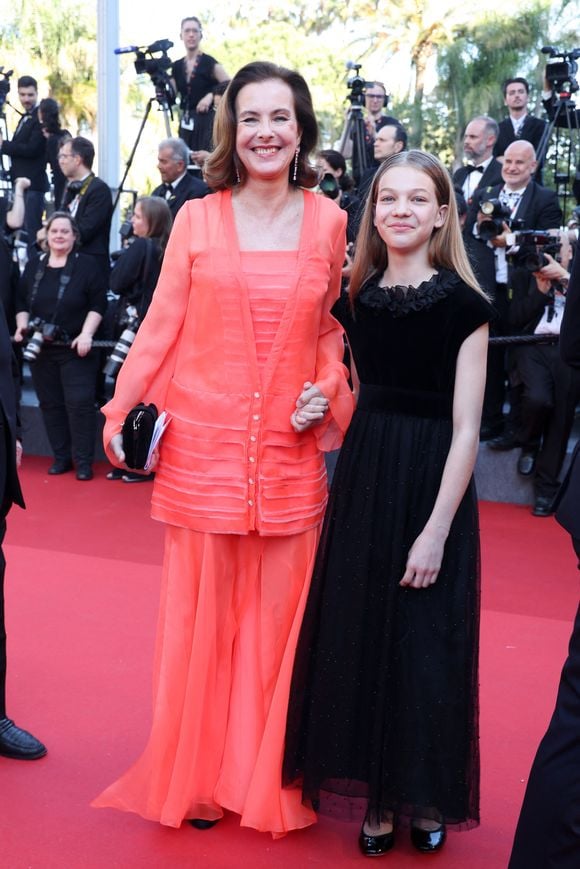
[517,451,536,476]
[532,495,555,517]
[106,468,124,480]
[76,466,94,481]
[48,460,73,475]
[410,823,446,853]
[188,818,220,830]
[359,824,394,857]
[0,717,47,760]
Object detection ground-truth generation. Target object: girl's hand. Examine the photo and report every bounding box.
[399,526,447,589]
[290,381,329,432]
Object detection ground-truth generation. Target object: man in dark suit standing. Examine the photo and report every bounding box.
[466,140,562,442]
[508,249,580,869]
[0,76,48,248]
[0,303,46,760]
[453,115,503,211]
[493,77,547,179]
[55,137,112,274]
[151,138,209,220]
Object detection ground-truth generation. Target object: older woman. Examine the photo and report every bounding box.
[92,61,353,836]
[15,211,107,480]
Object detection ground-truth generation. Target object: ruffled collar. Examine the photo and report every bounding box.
[356,268,461,317]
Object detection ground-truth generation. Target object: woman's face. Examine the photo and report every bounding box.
[373,166,447,255]
[317,157,341,180]
[131,203,149,238]
[235,78,301,184]
[47,217,75,255]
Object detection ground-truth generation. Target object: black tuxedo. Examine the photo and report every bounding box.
[0,106,48,193]
[452,158,503,211]
[0,302,25,719]
[493,114,548,161]
[152,173,209,220]
[62,175,113,272]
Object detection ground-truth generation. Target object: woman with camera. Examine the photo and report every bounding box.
[106,196,172,481]
[14,211,107,480]
[317,149,360,244]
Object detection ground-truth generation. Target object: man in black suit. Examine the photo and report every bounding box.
[508,250,580,869]
[151,138,209,220]
[56,136,113,274]
[0,302,46,760]
[453,115,503,212]
[466,140,562,441]
[493,77,547,179]
[0,76,48,248]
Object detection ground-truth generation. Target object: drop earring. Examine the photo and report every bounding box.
[292,148,299,183]
[235,164,241,184]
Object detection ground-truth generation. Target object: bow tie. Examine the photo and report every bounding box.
[163,183,174,198]
[465,164,484,174]
[500,189,522,208]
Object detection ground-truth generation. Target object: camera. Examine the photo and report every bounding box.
[103,312,139,378]
[319,172,340,199]
[542,46,580,94]
[478,198,513,241]
[0,66,12,110]
[345,62,376,108]
[22,318,62,362]
[115,39,176,107]
[508,230,562,272]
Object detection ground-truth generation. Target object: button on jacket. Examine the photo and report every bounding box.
[102,189,354,535]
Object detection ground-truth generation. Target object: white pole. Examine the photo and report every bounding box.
[97,0,120,251]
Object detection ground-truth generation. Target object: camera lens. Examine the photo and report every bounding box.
[22,331,44,362]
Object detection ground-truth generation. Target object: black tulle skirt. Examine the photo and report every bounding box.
[283,388,481,830]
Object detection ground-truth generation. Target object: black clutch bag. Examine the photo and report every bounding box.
[121,403,158,470]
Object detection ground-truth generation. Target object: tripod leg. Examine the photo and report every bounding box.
[112,98,154,212]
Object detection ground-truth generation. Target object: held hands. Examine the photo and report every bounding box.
[399,525,448,589]
[109,433,160,474]
[290,381,329,433]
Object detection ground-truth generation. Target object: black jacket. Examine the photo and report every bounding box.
[0,302,24,514]
[151,173,209,220]
[0,106,48,192]
[63,175,113,270]
[453,158,503,213]
[493,114,548,160]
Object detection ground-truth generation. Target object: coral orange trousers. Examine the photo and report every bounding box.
[93,525,319,837]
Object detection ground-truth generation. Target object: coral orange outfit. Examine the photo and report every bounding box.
[92,189,353,837]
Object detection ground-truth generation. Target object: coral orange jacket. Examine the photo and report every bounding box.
[102,189,354,535]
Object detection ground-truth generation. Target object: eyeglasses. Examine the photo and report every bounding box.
[58,151,74,160]
[366,94,384,100]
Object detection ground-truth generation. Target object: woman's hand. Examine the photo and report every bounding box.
[290,381,329,433]
[109,433,159,474]
[13,325,28,343]
[399,525,448,589]
[196,93,213,113]
[71,333,93,357]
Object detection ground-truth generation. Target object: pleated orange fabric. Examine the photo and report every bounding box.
[92,526,318,837]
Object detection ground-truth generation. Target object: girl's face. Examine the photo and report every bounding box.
[235,78,301,183]
[131,203,149,238]
[47,217,75,255]
[373,166,447,255]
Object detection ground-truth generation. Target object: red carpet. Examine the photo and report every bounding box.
[0,457,577,868]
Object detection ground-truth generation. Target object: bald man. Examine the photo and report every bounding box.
[466,140,562,444]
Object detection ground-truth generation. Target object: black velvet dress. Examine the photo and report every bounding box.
[283,269,493,830]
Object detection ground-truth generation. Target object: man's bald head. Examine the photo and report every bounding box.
[502,140,537,190]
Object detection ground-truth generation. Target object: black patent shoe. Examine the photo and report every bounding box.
[0,717,47,760]
[188,818,220,830]
[76,465,94,481]
[532,495,555,517]
[48,460,73,475]
[359,822,395,857]
[410,823,446,853]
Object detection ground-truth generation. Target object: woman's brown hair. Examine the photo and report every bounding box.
[135,196,173,253]
[204,61,319,191]
[349,150,486,305]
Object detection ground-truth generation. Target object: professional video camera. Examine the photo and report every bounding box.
[478,198,513,241]
[22,318,67,362]
[115,39,176,107]
[0,67,12,111]
[507,230,562,272]
[542,46,580,94]
[345,62,378,108]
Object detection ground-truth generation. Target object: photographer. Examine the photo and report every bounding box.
[316,149,360,244]
[14,211,107,481]
[466,140,562,443]
[506,236,580,515]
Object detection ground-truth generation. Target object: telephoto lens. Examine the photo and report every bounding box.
[103,318,139,378]
[22,330,44,362]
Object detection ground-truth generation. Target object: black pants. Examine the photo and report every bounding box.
[30,346,99,467]
[0,516,7,719]
[514,343,580,499]
[509,582,580,868]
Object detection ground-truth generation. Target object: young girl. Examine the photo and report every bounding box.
[283,150,493,856]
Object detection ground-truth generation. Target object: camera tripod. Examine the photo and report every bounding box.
[338,104,369,187]
[536,95,580,221]
[112,93,173,213]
